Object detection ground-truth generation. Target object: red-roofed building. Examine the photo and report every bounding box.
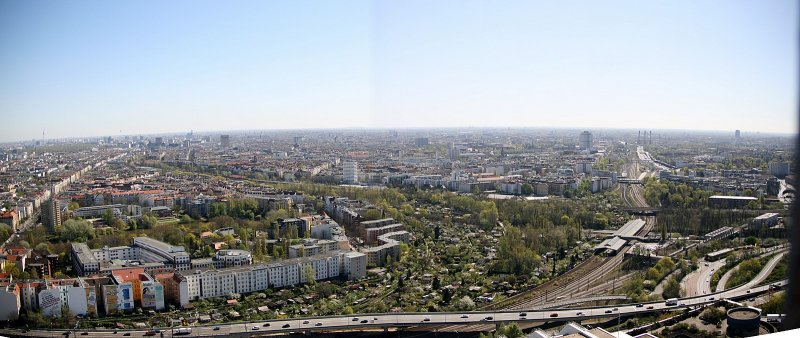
[0,209,18,230]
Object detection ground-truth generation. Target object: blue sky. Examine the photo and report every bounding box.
[0,0,796,142]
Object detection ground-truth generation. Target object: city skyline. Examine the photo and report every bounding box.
[1,126,793,145]
[1,0,796,142]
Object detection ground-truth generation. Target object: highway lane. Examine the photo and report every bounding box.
[683,259,727,297]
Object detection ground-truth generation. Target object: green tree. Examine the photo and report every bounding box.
[662,276,682,299]
[138,214,158,229]
[478,202,499,228]
[101,209,115,225]
[700,307,725,325]
[303,265,316,285]
[521,184,533,195]
[3,262,20,277]
[60,219,95,242]
[363,209,383,221]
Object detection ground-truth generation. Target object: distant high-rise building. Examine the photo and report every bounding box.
[415,138,429,147]
[42,198,62,232]
[579,131,593,150]
[735,129,741,143]
[343,161,358,184]
[154,137,163,145]
[220,134,230,148]
[769,162,790,178]
[447,142,458,160]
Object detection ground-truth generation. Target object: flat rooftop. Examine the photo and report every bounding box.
[72,242,98,264]
[613,219,646,238]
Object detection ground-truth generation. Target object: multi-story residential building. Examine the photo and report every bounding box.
[154,272,190,308]
[179,250,364,301]
[269,218,308,238]
[42,198,62,232]
[342,251,367,280]
[361,231,409,267]
[74,204,140,219]
[101,281,135,315]
[364,223,404,244]
[37,278,100,318]
[214,249,253,267]
[0,282,21,321]
[343,161,358,184]
[0,209,18,230]
[93,246,140,262]
[769,162,790,178]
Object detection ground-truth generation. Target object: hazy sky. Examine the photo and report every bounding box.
[0,0,796,142]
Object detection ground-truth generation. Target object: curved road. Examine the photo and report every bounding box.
[718,249,788,291]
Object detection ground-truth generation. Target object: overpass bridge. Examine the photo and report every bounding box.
[621,207,660,215]
[618,178,642,185]
[532,295,630,309]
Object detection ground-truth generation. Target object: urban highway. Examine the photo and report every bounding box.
[5,279,787,337]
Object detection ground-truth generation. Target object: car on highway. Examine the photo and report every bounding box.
[123,333,130,336]
[213,326,220,331]
[144,331,156,336]
[315,322,322,326]
[362,319,369,323]
[605,310,613,314]
[461,315,469,318]
[374,317,378,321]
[519,312,527,317]
[708,297,715,300]
[646,306,654,309]
[484,316,493,321]
[263,323,270,327]
[576,312,584,316]
[612,307,618,311]
[303,320,310,324]
[423,318,431,322]
[251,326,259,331]
[635,304,643,308]
[352,317,359,321]
[81,332,89,336]
[550,313,558,318]
[282,324,290,328]
[747,290,751,293]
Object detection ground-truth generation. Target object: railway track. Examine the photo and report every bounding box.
[419,161,657,333]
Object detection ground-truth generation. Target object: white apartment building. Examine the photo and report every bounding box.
[361,231,409,267]
[180,251,364,301]
[343,161,358,184]
[93,246,140,262]
[214,249,253,267]
[343,252,367,280]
